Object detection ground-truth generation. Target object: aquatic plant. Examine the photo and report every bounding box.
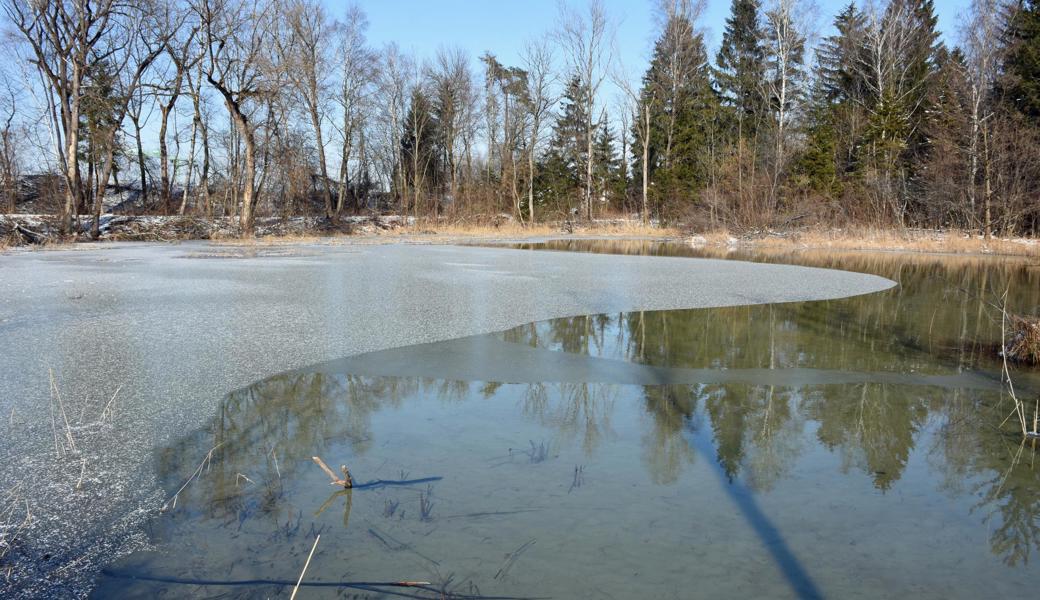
[383,498,400,518]
[419,486,434,521]
[568,465,585,493]
[525,440,550,464]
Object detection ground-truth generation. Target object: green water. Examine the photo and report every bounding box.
[95,242,1040,599]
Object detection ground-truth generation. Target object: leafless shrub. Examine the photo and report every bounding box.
[1004,315,1040,366]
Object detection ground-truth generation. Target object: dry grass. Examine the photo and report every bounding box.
[207,218,680,246]
[400,219,680,239]
[714,227,1040,258]
[0,483,32,564]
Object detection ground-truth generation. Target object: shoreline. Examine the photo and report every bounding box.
[3,213,1037,259]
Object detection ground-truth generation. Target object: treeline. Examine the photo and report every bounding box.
[0,0,1038,236]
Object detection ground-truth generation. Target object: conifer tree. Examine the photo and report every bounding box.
[716,0,767,142]
[592,117,624,210]
[633,10,717,219]
[1001,0,1040,119]
[537,75,590,215]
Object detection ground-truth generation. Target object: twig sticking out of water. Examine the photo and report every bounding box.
[290,534,320,600]
[312,456,353,488]
[1,483,33,562]
[494,540,536,581]
[523,440,551,464]
[75,458,87,491]
[98,384,123,424]
[419,487,434,522]
[568,465,585,493]
[999,289,1040,439]
[48,369,77,457]
[160,442,225,512]
[384,498,400,518]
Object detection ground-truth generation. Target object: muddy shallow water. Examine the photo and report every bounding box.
[93,241,1040,599]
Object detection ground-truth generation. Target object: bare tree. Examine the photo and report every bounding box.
[960,0,1005,238]
[87,1,176,238]
[277,0,336,219]
[2,0,127,233]
[196,0,278,234]
[612,53,653,223]
[853,1,933,225]
[374,44,412,208]
[520,39,556,223]
[334,4,372,214]
[0,70,21,213]
[155,12,201,215]
[555,0,612,221]
[184,60,213,215]
[430,46,471,212]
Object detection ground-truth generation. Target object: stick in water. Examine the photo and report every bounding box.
[290,534,320,600]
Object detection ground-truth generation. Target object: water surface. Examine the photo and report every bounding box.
[95,241,1040,599]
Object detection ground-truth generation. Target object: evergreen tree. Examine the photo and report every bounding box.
[716,0,767,141]
[816,3,866,105]
[537,75,590,214]
[634,12,718,218]
[797,2,867,196]
[1001,0,1040,119]
[795,79,842,198]
[897,0,946,168]
[592,117,625,210]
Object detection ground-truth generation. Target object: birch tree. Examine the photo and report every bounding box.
[960,0,1004,237]
[521,40,556,223]
[556,0,611,220]
[762,0,806,206]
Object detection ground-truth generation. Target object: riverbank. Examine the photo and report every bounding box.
[3,214,1037,259]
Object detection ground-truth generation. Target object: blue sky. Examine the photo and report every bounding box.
[337,0,974,76]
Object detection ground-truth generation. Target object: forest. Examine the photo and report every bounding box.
[0,0,1038,237]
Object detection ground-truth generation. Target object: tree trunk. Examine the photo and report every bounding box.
[133,118,148,209]
[641,106,651,224]
[180,114,198,215]
[308,106,334,219]
[159,93,179,214]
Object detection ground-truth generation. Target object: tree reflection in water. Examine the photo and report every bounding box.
[132,244,1040,597]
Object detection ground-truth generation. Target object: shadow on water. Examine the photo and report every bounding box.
[685,424,823,600]
[93,241,1040,599]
